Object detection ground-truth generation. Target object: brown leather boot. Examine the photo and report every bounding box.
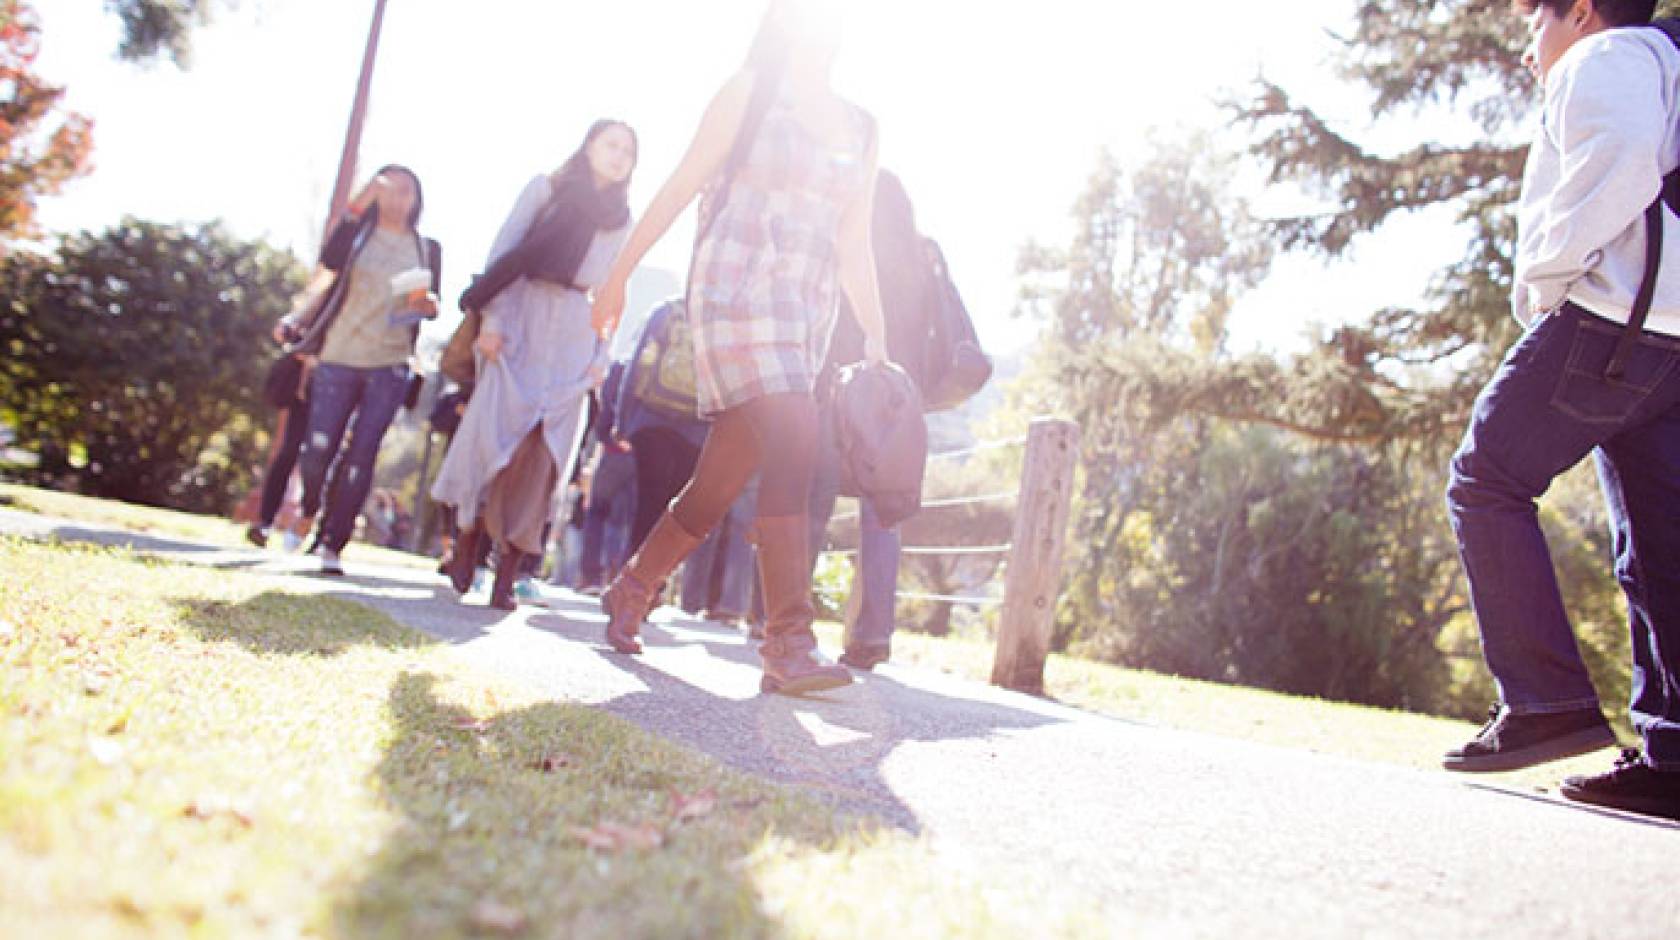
[489,547,521,612]
[603,510,704,654]
[447,524,481,595]
[754,514,852,696]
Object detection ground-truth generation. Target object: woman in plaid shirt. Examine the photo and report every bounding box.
[591,0,890,695]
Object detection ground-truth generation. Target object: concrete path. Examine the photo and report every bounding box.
[5,508,1676,938]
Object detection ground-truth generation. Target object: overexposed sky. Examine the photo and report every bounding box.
[36,0,1499,356]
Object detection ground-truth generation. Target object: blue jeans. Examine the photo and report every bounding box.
[683,478,758,618]
[808,407,903,655]
[1447,303,1680,769]
[299,362,410,554]
[580,448,637,588]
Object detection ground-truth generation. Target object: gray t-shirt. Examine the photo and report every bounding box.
[319,227,425,369]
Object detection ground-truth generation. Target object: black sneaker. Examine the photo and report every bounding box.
[1561,749,1680,822]
[245,524,269,549]
[1442,704,1616,773]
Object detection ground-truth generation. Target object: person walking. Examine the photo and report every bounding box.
[277,166,442,576]
[806,169,939,671]
[592,0,890,695]
[432,120,638,611]
[1442,0,1680,822]
[245,351,313,549]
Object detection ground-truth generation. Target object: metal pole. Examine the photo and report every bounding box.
[323,0,389,244]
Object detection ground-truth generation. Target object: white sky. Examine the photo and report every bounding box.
[35,0,1502,357]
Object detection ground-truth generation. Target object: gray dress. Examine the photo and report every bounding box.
[431,175,628,551]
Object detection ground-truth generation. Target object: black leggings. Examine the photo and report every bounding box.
[671,392,818,536]
[257,402,309,527]
[631,427,701,549]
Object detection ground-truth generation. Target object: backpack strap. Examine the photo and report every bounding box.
[1604,21,1680,380]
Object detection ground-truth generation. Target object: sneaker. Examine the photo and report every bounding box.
[513,578,544,607]
[281,530,303,553]
[320,549,344,577]
[1443,704,1616,773]
[245,524,269,549]
[1560,749,1680,822]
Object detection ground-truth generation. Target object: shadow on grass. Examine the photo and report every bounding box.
[337,671,851,938]
[171,591,438,656]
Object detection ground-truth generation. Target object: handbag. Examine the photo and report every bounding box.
[919,240,992,412]
[439,307,481,385]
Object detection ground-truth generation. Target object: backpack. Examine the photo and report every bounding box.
[631,302,700,420]
[1612,18,1680,378]
[918,239,993,411]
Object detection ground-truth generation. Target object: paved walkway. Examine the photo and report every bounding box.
[5,508,1677,938]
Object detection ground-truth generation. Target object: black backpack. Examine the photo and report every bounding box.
[1610,18,1680,378]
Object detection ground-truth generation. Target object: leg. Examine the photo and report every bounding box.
[843,496,902,669]
[737,393,851,694]
[1445,305,1680,770]
[258,402,310,528]
[320,365,409,555]
[297,364,360,522]
[602,412,762,653]
[1597,412,1680,771]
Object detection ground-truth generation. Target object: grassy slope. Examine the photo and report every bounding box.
[0,482,430,570]
[0,538,1105,939]
[818,624,1624,794]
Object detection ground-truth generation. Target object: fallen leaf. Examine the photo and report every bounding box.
[670,789,718,823]
[531,752,573,773]
[183,796,254,827]
[470,899,527,936]
[571,821,664,853]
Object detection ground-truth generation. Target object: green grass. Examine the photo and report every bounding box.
[815,623,1626,794]
[0,537,1106,938]
[0,482,430,570]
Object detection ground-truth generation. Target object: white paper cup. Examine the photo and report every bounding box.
[389,268,432,296]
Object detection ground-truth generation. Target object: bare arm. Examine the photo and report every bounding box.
[591,70,756,338]
[837,127,888,364]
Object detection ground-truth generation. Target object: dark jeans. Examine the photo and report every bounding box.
[1447,303,1680,769]
[300,362,410,554]
[683,478,758,618]
[257,400,310,527]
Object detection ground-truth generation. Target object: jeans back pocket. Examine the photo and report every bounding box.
[1551,313,1680,426]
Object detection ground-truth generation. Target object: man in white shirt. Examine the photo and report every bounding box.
[1442,0,1680,822]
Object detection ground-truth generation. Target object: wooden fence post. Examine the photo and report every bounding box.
[991,417,1081,694]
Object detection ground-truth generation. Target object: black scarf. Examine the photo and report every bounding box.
[460,173,630,312]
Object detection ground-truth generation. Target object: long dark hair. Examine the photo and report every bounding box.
[552,120,638,216]
[369,163,424,229]
[744,0,794,73]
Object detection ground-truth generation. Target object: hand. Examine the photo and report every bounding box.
[349,175,384,216]
[864,333,889,366]
[406,289,439,319]
[591,276,627,340]
[614,439,633,454]
[273,317,298,345]
[476,332,505,361]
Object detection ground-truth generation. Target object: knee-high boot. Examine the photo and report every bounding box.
[754,514,852,695]
[603,509,704,654]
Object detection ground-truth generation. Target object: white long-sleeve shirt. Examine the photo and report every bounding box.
[1515,25,1680,334]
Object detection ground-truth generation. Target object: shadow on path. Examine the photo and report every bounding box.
[525,602,1066,831]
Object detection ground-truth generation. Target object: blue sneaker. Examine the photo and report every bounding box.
[513,578,544,607]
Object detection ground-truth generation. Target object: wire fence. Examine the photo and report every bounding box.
[819,435,1028,609]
